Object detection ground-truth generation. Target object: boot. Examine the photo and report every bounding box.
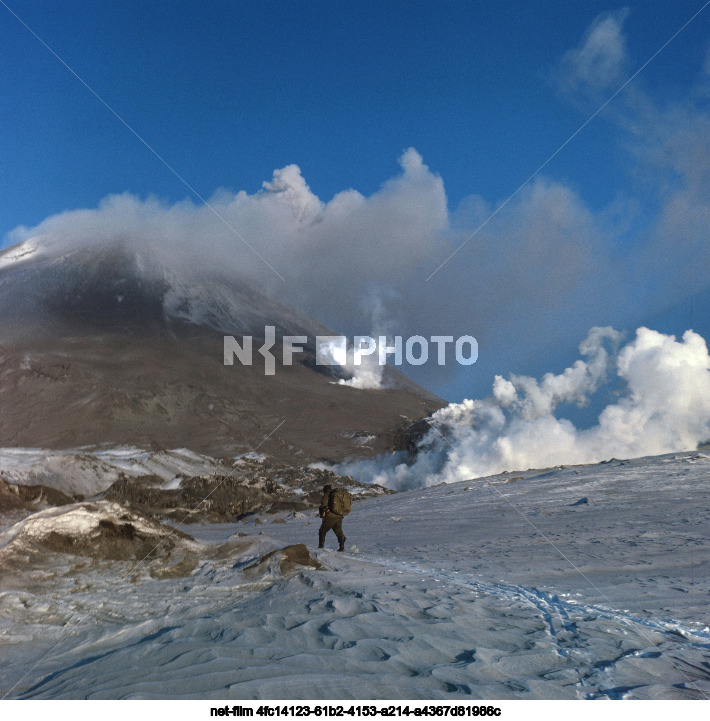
[318,543,324,549]
[338,538,345,552]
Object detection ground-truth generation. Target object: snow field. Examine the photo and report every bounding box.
[0,450,708,699]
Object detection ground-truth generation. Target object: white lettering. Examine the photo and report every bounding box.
[405,335,429,365]
[430,336,454,365]
[378,336,403,366]
[258,326,276,375]
[283,335,308,365]
[224,335,252,365]
[456,336,478,365]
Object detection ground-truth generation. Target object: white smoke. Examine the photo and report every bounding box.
[316,338,385,390]
[336,326,710,490]
[5,128,710,394]
[3,150,453,365]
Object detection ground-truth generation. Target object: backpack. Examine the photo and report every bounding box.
[328,487,352,516]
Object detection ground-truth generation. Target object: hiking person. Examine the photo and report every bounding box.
[318,483,349,552]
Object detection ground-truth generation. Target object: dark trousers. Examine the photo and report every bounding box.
[318,513,345,546]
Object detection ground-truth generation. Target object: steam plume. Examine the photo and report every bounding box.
[336,327,710,489]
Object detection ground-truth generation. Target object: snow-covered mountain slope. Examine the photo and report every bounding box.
[0,450,708,700]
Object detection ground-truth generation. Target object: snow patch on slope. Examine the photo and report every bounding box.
[0,237,41,268]
[0,447,232,498]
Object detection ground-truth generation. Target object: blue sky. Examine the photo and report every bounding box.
[2,0,710,410]
[3,1,707,221]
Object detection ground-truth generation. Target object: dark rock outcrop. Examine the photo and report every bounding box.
[0,478,76,515]
[102,456,393,524]
[243,543,322,578]
[0,501,199,578]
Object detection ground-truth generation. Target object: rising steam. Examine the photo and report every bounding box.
[336,326,710,489]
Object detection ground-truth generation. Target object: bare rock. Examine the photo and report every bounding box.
[243,543,322,579]
[0,478,75,515]
[0,502,198,578]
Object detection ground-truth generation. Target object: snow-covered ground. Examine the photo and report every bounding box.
[0,450,708,700]
[0,447,232,498]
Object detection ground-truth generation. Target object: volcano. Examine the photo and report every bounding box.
[0,235,442,461]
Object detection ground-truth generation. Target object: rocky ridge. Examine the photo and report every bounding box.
[102,455,392,524]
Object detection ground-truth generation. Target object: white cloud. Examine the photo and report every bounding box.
[5,129,708,395]
[558,9,630,93]
[338,326,710,489]
[261,164,324,223]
